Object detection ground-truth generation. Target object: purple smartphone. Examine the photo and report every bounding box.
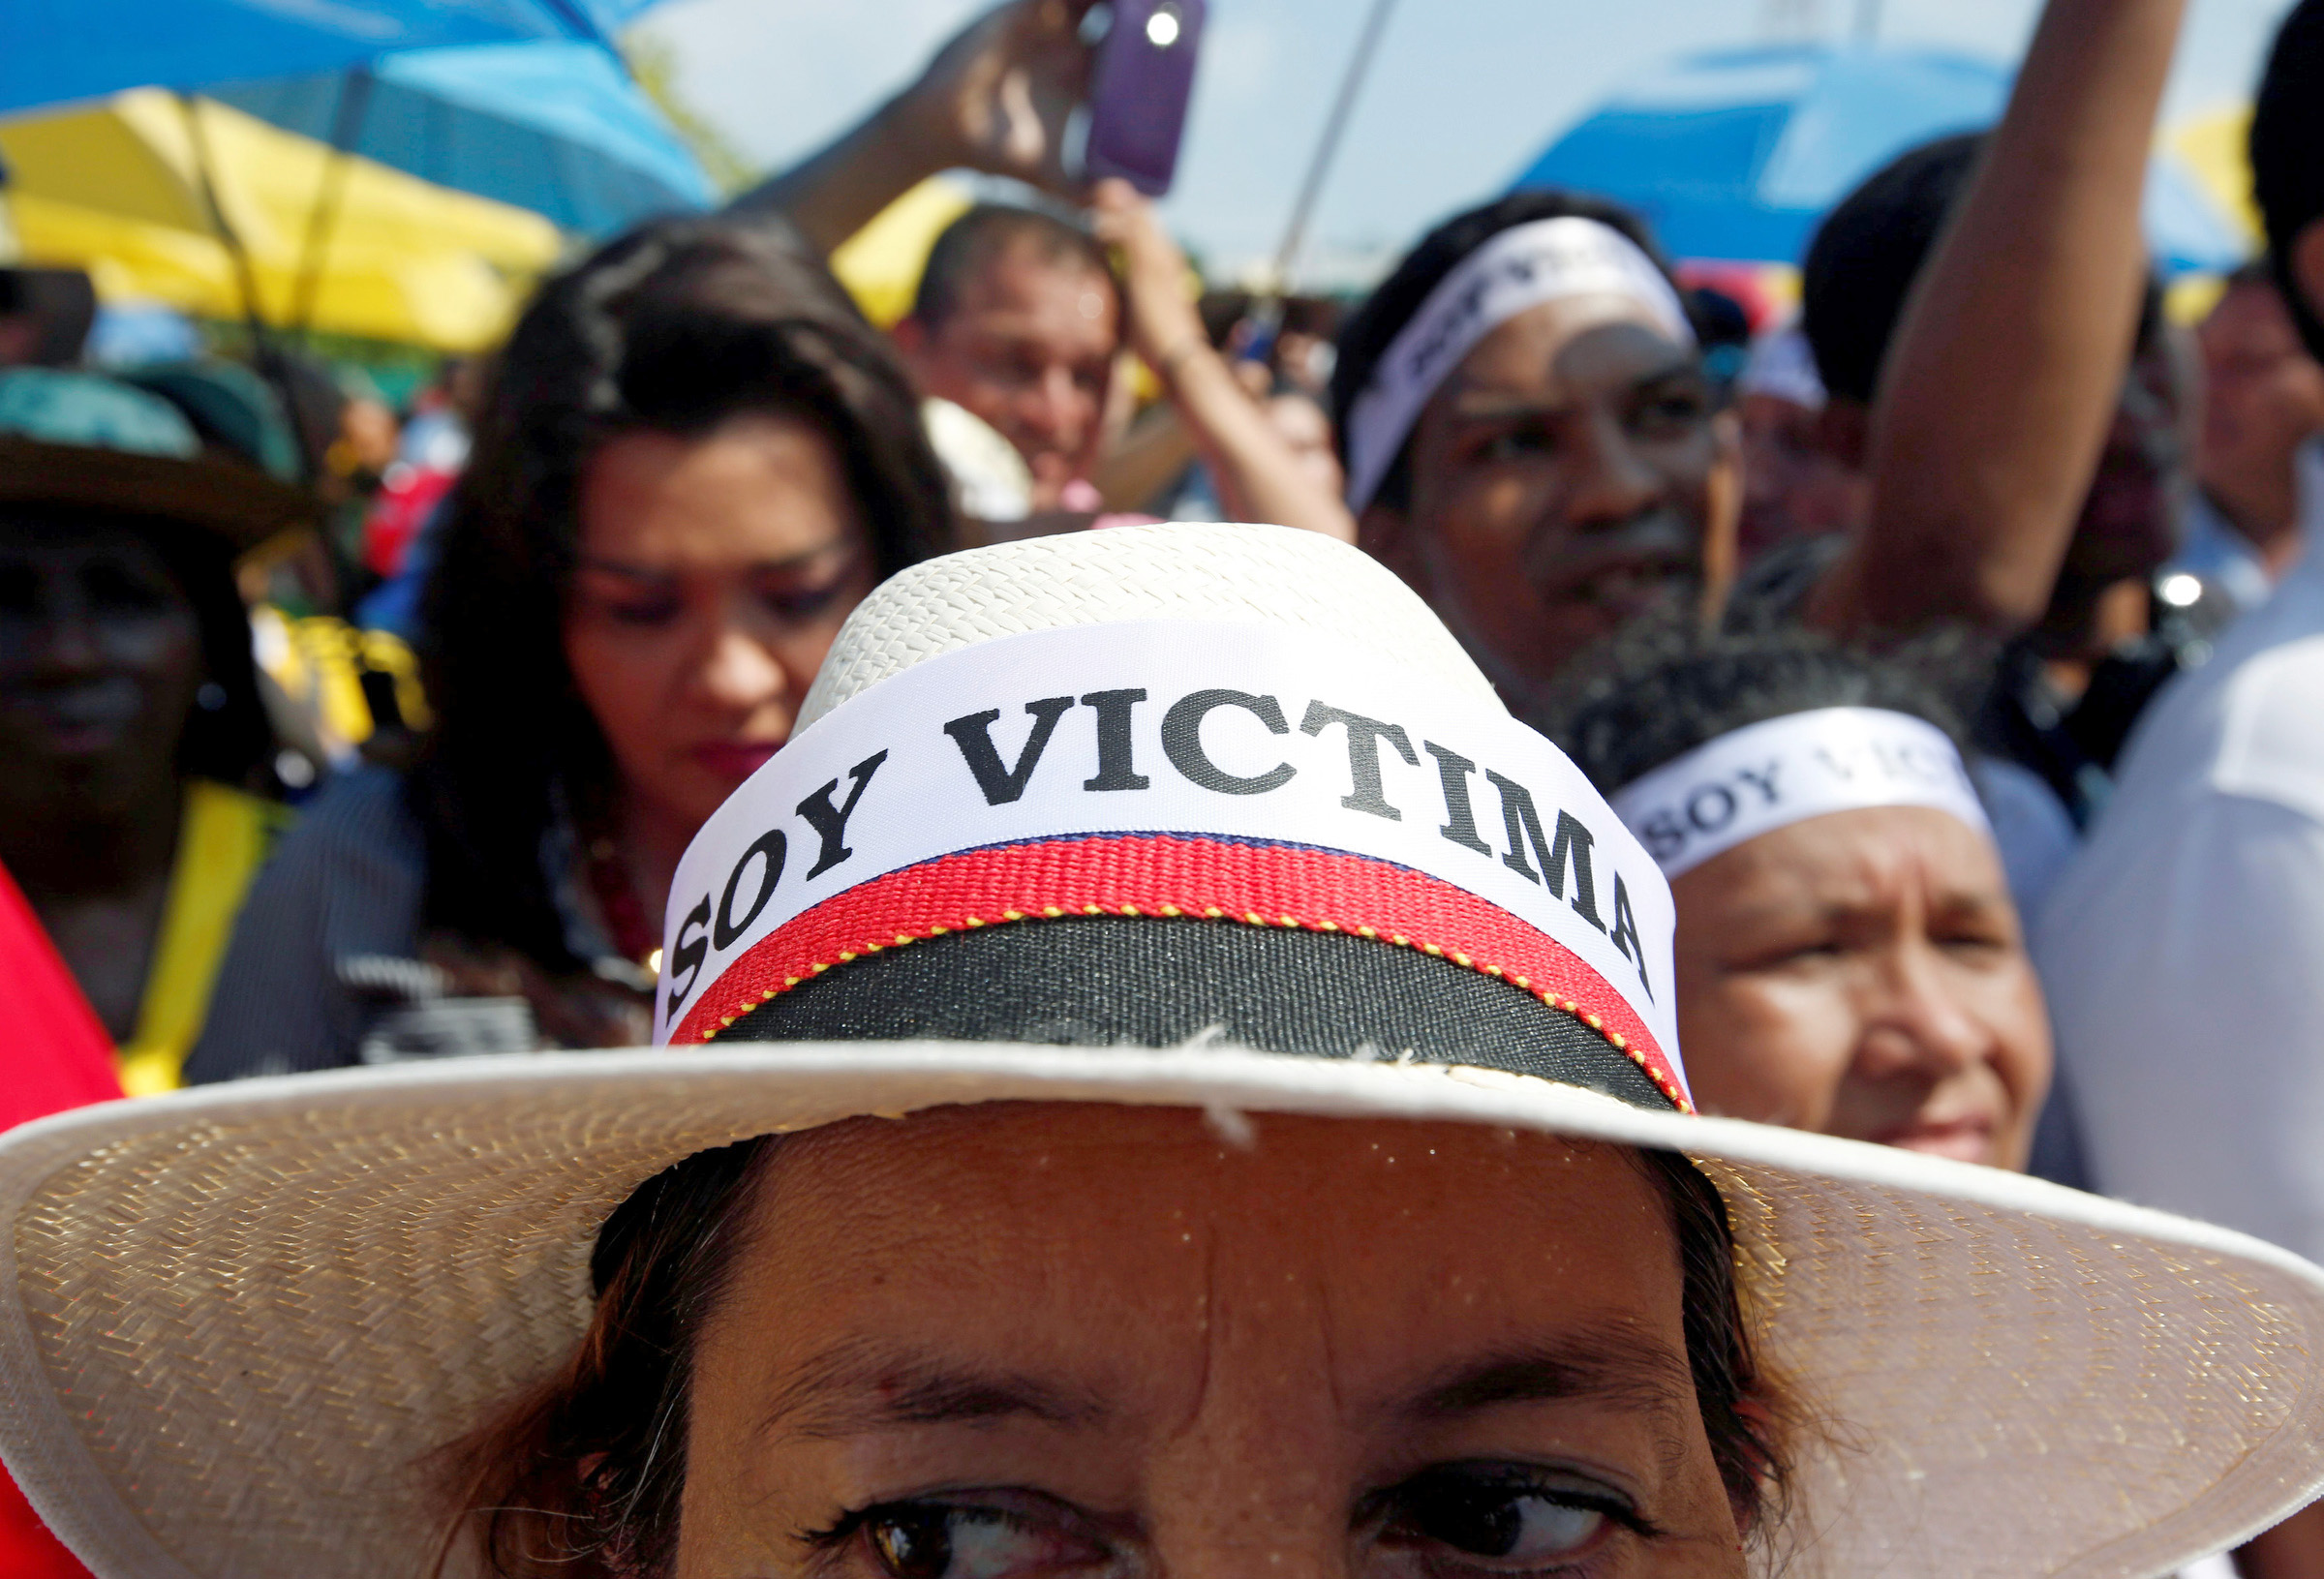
[1083,0,1207,197]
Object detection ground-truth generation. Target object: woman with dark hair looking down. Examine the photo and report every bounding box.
[187,217,952,1078]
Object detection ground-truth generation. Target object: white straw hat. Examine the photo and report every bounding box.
[3,524,2322,1579]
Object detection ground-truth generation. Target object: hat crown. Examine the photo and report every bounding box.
[799,521,1500,731]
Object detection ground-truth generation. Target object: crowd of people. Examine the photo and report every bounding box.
[5,0,2324,1572]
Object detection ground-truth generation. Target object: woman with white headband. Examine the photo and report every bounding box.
[1552,627,2048,1170]
[1329,0,2195,714]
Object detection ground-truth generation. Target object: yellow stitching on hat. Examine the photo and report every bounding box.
[1422,943,1443,957]
[1158,904,1180,917]
[1002,910,1024,921]
[1357,925,1377,938]
[1084,904,1102,915]
[839,951,858,962]
[1120,904,1142,917]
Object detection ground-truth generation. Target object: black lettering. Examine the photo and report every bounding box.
[663,896,712,1015]
[1638,808,1688,863]
[1300,700,1418,820]
[1609,872,1652,1001]
[1424,742,1494,854]
[1080,688,1150,792]
[942,698,1074,805]
[713,829,787,950]
[795,749,889,878]
[1162,688,1295,796]
[1686,782,1739,834]
[1733,761,1782,805]
[1485,771,1607,933]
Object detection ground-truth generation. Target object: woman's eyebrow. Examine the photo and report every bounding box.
[758,1343,1115,1442]
[574,542,854,581]
[1392,1330,1694,1424]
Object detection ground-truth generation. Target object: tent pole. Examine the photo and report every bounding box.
[1267,0,1398,296]
[177,91,310,485]
[291,68,374,343]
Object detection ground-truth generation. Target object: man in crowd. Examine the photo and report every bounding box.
[2172,260,2324,612]
[2036,7,2324,1572]
[1797,134,2206,835]
[724,9,1351,543]
[889,203,1118,514]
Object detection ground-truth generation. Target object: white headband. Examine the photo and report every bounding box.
[1343,216,1697,512]
[1608,707,1993,880]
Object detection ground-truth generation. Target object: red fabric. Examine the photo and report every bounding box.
[0,864,119,1128]
[0,862,113,1579]
[674,834,1687,1107]
[361,464,456,578]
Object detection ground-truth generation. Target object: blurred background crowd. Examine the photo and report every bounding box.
[6,0,2324,1569]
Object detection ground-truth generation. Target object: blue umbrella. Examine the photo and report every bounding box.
[210,41,714,236]
[1515,44,2247,275]
[0,0,656,117]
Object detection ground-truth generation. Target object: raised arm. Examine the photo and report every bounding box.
[1092,182,1358,541]
[1805,0,2191,636]
[725,0,1093,256]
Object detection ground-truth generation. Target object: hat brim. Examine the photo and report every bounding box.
[0,437,319,553]
[2,1045,2320,1579]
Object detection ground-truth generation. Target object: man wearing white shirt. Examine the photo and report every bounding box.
[2037,8,2324,1571]
[2167,264,2324,615]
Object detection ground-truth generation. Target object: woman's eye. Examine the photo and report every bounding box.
[604,599,679,627]
[857,1503,1104,1579]
[760,578,850,622]
[1633,389,1707,435]
[1380,1468,1634,1573]
[1476,428,1553,463]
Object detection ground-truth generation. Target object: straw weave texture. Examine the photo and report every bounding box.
[796,522,1500,730]
[3,1048,2322,1579]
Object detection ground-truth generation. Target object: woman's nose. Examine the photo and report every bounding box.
[1855,940,1992,1079]
[691,622,790,713]
[1564,416,1667,532]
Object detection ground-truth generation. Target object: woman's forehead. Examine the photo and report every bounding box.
[700,1105,1691,1431]
[736,1104,1678,1291]
[1441,295,1698,405]
[1681,805,2010,908]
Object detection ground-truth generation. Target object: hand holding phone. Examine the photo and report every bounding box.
[1083,0,1207,197]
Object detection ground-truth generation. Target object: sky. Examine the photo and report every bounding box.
[634,0,2300,284]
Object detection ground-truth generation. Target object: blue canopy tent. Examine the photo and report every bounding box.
[209,41,714,237]
[0,0,657,117]
[1515,44,2247,275]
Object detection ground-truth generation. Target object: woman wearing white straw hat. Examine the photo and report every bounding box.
[2,526,2322,1579]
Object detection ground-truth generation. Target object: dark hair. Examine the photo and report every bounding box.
[910,203,1119,330]
[437,1133,1789,1576]
[1329,190,1688,512]
[1803,134,2164,408]
[412,216,953,969]
[2253,0,2324,361]
[1541,621,1972,797]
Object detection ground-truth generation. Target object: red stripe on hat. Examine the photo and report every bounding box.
[669,834,1688,1108]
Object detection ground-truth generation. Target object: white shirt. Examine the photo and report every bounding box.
[2168,491,2278,618]
[2035,442,2324,1260]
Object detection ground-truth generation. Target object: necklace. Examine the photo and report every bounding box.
[583,836,659,968]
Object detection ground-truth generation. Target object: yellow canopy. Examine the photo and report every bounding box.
[829,175,973,329]
[2166,106,2261,251]
[0,92,565,350]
